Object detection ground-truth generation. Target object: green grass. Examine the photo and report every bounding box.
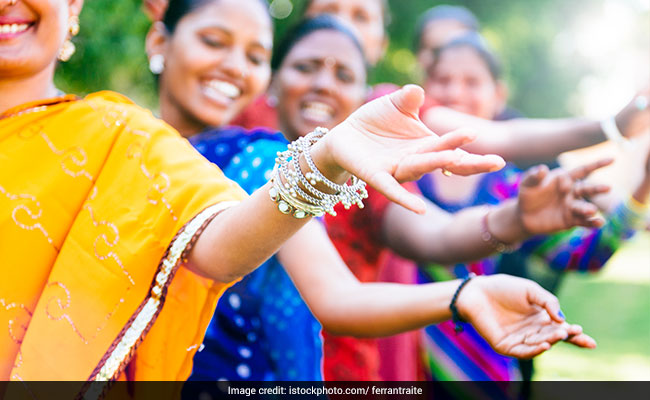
[534,233,650,381]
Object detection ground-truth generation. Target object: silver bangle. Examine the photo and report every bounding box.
[269,127,368,218]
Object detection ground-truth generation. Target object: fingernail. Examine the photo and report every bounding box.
[558,310,566,319]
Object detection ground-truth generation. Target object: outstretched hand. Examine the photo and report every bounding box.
[457,274,596,359]
[517,159,613,234]
[313,85,505,214]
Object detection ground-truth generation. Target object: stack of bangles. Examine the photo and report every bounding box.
[269,127,369,219]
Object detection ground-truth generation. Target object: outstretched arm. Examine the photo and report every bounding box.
[383,160,612,265]
[423,90,649,165]
[187,86,505,283]
[278,221,593,358]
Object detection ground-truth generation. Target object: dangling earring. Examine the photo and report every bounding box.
[58,15,80,62]
[149,54,165,75]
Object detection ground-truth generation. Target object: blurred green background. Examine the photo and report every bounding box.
[56,0,650,118]
[55,0,650,381]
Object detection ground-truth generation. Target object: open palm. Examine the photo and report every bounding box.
[457,275,596,359]
[320,85,505,213]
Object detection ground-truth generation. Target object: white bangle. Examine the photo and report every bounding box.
[600,116,631,150]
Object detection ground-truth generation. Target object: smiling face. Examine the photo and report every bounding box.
[305,0,385,65]
[0,0,80,78]
[154,0,272,136]
[274,29,367,141]
[426,45,505,119]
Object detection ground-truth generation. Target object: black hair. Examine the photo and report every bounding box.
[271,14,368,72]
[413,5,480,52]
[162,0,270,33]
[432,32,502,81]
[300,0,392,30]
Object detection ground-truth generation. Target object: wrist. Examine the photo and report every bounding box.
[487,202,529,245]
[449,273,478,332]
[310,133,350,185]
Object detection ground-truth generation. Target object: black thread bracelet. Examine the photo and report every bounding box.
[449,273,477,333]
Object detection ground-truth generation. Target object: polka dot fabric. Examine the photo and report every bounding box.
[188,127,323,381]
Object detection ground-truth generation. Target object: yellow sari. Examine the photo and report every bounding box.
[0,92,246,387]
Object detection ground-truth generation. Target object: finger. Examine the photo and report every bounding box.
[573,183,611,198]
[520,165,550,188]
[526,283,564,323]
[389,84,426,118]
[394,151,504,181]
[570,199,599,217]
[557,173,573,195]
[443,152,505,176]
[525,326,570,346]
[565,332,597,349]
[569,158,614,180]
[508,342,552,359]
[367,171,427,214]
[416,128,477,153]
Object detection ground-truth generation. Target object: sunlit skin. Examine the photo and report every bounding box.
[0,0,83,113]
[273,29,367,141]
[305,0,386,65]
[146,0,272,137]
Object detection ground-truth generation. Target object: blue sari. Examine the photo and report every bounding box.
[188,127,323,381]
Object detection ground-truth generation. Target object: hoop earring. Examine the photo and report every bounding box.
[58,15,80,62]
[149,54,165,75]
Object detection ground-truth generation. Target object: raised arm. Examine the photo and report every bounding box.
[383,160,612,264]
[423,90,649,165]
[278,220,593,358]
[187,86,505,283]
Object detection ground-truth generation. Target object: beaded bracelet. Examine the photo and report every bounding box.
[449,273,477,334]
[269,127,368,218]
[480,208,519,253]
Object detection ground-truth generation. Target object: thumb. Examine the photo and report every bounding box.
[520,165,549,188]
[389,84,426,118]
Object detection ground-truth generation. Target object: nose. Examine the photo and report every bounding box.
[445,81,465,103]
[220,47,248,80]
[311,68,337,95]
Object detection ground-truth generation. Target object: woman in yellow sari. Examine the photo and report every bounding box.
[1,0,595,392]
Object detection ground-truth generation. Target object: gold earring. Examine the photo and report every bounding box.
[58,15,80,62]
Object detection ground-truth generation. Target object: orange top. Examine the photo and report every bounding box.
[0,91,246,389]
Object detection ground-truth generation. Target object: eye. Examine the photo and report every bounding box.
[294,61,316,73]
[248,51,269,66]
[353,10,370,23]
[337,68,355,84]
[200,34,225,48]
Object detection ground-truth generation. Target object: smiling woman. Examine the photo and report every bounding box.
[146,0,273,137]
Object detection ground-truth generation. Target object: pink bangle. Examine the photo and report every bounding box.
[480,208,519,253]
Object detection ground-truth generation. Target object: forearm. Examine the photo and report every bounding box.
[385,199,527,265]
[187,181,313,282]
[318,280,460,338]
[425,107,605,164]
[277,220,460,337]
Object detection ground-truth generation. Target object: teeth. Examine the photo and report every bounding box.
[205,80,241,99]
[301,101,335,123]
[0,24,29,34]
